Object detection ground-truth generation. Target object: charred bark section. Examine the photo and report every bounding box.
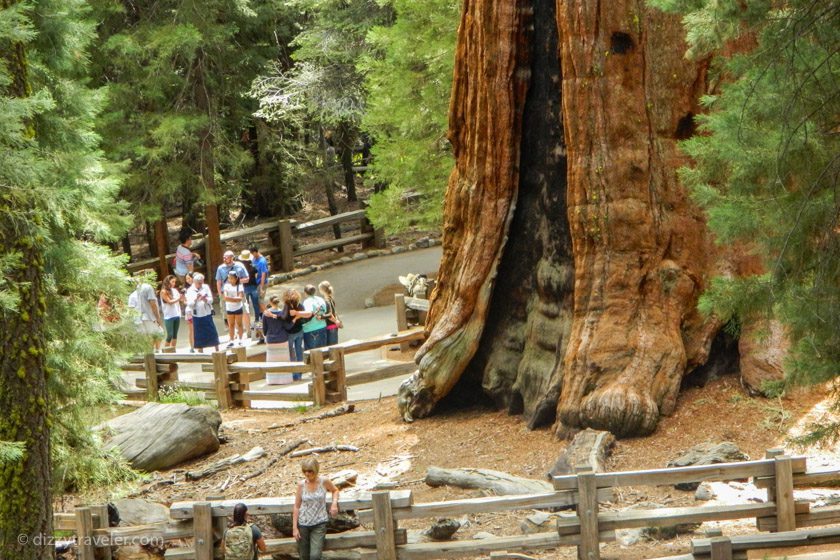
[450,0,573,429]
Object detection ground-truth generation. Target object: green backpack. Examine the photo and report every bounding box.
[225,524,254,560]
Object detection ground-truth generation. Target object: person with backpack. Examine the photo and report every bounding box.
[222,503,266,560]
[293,457,339,560]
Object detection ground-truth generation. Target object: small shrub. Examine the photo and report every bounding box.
[760,379,786,399]
[158,385,213,407]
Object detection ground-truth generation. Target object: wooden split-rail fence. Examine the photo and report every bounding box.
[126,208,385,278]
[56,450,840,560]
[120,327,425,408]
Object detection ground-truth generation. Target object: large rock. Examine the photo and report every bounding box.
[667,442,748,490]
[739,318,789,395]
[112,499,170,526]
[103,403,222,471]
[548,429,615,478]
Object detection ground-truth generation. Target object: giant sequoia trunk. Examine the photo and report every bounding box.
[398,0,719,437]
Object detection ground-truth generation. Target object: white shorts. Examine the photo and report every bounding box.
[137,320,163,337]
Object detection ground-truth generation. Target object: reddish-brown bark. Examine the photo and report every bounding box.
[398,0,732,437]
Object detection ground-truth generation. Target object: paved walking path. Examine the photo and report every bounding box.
[131,247,442,407]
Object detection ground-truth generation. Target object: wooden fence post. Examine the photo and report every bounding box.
[206,495,226,560]
[91,504,112,560]
[144,353,158,401]
[764,448,784,507]
[310,350,327,406]
[75,506,95,560]
[278,219,294,272]
[330,347,348,402]
[193,502,213,560]
[709,536,733,560]
[372,491,398,560]
[775,455,796,532]
[212,351,233,410]
[576,467,600,560]
[394,294,409,352]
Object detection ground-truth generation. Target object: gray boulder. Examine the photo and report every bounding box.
[667,442,748,491]
[102,403,222,471]
[425,518,460,541]
[112,499,170,526]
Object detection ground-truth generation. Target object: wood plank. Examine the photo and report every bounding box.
[170,490,414,519]
[193,503,213,560]
[776,456,797,532]
[755,468,840,489]
[310,350,327,406]
[165,529,407,559]
[294,209,367,233]
[228,361,310,374]
[330,347,347,401]
[710,536,733,560]
[576,469,600,560]
[552,457,807,490]
[144,353,158,402]
[357,489,613,523]
[333,328,425,355]
[212,351,233,410]
[295,233,374,256]
[75,507,95,560]
[91,504,112,560]
[144,353,214,364]
[373,491,398,560]
[89,521,194,544]
[233,391,312,402]
[757,505,840,531]
[219,219,280,242]
[404,296,430,312]
[557,502,810,535]
[364,530,616,560]
[692,526,840,554]
[346,362,416,387]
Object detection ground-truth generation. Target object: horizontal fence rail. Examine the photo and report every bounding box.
[54,452,840,560]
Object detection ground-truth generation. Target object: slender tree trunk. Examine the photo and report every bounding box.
[337,123,357,202]
[195,53,222,279]
[154,215,169,280]
[0,6,53,554]
[145,220,157,258]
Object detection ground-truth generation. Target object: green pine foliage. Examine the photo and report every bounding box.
[88,0,300,225]
[651,2,839,397]
[1,0,144,495]
[361,0,459,231]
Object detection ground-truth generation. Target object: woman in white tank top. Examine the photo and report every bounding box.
[293,457,339,559]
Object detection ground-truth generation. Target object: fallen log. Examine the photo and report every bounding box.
[547,428,615,479]
[330,469,358,489]
[237,439,307,484]
[185,446,265,481]
[271,404,356,429]
[425,467,554,495]
[290,445,359,458]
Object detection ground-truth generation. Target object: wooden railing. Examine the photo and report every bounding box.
[54,452,840,560]
[120,328,425,408]
[125,208,384,277]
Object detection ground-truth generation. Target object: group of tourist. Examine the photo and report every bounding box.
[127,233,343,370]
[223,457,338,560]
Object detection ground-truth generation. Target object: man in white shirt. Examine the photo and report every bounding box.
[129,274,163,351]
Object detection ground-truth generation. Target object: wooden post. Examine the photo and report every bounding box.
[154,216,169,281]
[764,448,784,504]
[233,345,246,363]
[91,504,112,560]
[395,294,409,352]
[206,495,226,560]
[278,219,294,272]
[330,347,348,402]
[709,536,733,560]
[775,455,796,532]
[212,351,233,410]
[310,350,327,406]
[194,502,213,560]
[144,353,158,401]
[575,468,600,560]
[75,507,95,560]
[372,491,397,560]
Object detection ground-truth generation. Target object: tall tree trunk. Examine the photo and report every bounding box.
[398,0,719,437]
[154,215,169,280]
[0,7,53,554]
[195,54,222,279]
[121,233,133,261]
[337,123,357,202]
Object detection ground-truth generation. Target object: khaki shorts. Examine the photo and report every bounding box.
[137,320,163,338]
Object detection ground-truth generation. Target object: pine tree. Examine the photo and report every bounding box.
[1,1,141,553]
[651,1,840,427]
[361,0,459,231]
